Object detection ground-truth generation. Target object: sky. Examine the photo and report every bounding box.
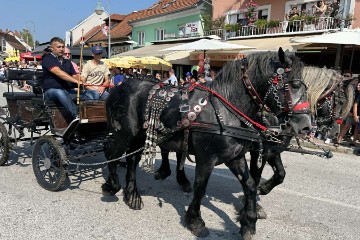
[0,0,156,43]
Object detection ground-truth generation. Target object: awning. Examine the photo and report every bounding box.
[226,35,319,52]
[20,52,42,61]
[112,43,192,65]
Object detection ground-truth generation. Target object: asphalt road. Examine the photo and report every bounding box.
[1,145,360,240]
[1,83,360,240]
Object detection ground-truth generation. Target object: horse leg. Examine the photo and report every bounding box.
[124,151,143,210]
[175,152,192,193]
[185,160,215,237]
[102,137,123,196]
[257,154,286,196]
[226,157,257,240]
[249,150,267,220]
[154,147,172,180]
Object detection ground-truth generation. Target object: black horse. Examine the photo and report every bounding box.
[155,66,354,218]
[103,48,312,239]
[250,67,354,207]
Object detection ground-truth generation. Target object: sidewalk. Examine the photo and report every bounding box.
[290,137,358,156]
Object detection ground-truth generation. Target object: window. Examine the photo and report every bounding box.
[156,29,165,41]
[178,25,185,37]
[1,37,6,52]
[258,9,268,20]
[138,32,145,46]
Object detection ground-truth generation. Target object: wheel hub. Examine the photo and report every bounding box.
[44,157,51,169]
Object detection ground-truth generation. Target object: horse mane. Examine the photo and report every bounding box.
[213,51,304,100]
[341,79,356,119]
[302,66,341,113]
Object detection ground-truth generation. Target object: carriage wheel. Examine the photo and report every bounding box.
[0,122,10,166]
[32,136,67,191]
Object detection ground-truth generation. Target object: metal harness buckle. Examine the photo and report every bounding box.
[179,104,191,113]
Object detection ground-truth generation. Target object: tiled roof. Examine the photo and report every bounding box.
[77,12,143,45]
[106,14,126,21]
[75,0,200,46]
[0,33,26,51]
[73,25,101,46]
[129,0,199,22]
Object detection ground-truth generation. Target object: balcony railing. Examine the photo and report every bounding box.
[204,17,352,40]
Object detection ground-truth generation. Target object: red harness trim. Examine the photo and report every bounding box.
[336,119,343,125]
[190,82,267,131]
[293,101,309,111]
[83,84,114,88]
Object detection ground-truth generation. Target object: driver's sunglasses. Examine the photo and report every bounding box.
[64,52,71,56]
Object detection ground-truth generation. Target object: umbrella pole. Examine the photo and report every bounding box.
[77,29,84,106]
[349,45,355,72]
[334,44,344,73]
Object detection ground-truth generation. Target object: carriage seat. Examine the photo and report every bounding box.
[3,91,43,100]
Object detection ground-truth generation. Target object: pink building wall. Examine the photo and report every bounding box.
[212,0,288,21]
[212,0,359,28]
[353,0,360,29]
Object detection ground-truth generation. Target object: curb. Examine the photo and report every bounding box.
[290,139,357,155]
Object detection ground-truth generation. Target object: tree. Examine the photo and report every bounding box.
[20,29,35,49]
[201,14,226,31]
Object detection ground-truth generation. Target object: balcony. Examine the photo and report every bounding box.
[204,17,353,40]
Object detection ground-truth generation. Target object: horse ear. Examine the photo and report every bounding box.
[278,47,285,64]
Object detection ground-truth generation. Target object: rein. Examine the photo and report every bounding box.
[83,83,114,88]
[190,82,267,131]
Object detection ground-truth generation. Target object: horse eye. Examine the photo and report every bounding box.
[291,80,301,89]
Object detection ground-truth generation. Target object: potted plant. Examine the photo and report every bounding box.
[225,24,238,38]
[225,23,232,32]
[268,19,280,28]
[344,13,356,27]
[254,19,268,34]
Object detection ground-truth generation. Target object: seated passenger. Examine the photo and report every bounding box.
[42,37,89,119]
[81,46,110,100]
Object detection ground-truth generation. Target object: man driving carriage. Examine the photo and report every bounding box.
[42,37,92,119]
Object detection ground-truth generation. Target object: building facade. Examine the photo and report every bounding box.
[66,12,109,46]
[130,0,211,46]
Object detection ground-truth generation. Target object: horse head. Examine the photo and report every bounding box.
[316,75,355,138]
[249,48,312,135]
[302,68,355,138]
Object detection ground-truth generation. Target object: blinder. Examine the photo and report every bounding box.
[242,57,310,120]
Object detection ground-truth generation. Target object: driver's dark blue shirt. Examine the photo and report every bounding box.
[42,53,76,91]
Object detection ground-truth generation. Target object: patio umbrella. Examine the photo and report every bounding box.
[161,39,255,52]
[292,30,360,71]
[20,52,42,61]
[137,56,172,71]
[102,56,141,69]
[160,39,255,74]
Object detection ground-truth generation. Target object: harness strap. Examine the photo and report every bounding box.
[190,122,261,142]
[191,82,268,131]
[242,74,268,110]
[179,128,189,171]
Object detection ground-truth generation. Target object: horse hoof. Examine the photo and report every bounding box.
[187,220,209,237]
[240,226,255,240]
[101,182,118,196]
[256,204,267,220]
[180,183,192,193]
[126,191,144,210]
[241,230,253,240]
[154,169,171,181]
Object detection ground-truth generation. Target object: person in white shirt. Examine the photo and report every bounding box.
[81,46,110,100]
[167,68,178,86]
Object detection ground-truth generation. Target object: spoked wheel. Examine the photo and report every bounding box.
[0,122,10,166]
[32,136,67,191]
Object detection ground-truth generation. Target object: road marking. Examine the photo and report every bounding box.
[169,161,360,212]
